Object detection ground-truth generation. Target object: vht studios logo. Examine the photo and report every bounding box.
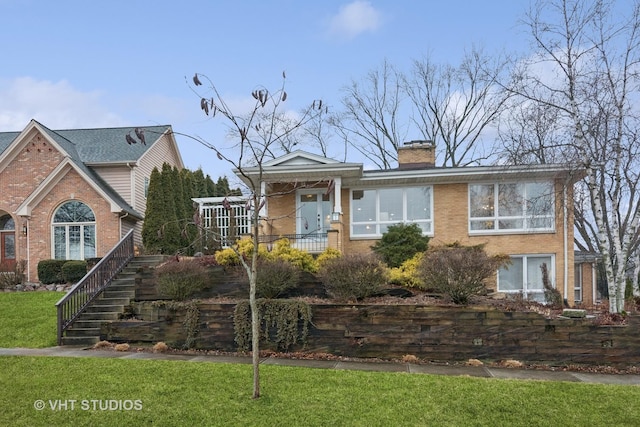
[34,399,143,411]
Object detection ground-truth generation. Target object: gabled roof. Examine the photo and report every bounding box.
[0,120,173,164]
[237,150,363,186]
[235,149,584,188]
[0,120,175,219]
[262,150,342,167]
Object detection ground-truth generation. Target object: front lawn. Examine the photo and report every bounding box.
[1,355,639,426]
[0,292,62,348]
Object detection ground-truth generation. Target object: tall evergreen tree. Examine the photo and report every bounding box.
[205,174,217,196]
[180,168,199,255]
[160,163,182,254]
[141,167,164,253]
[192,169,208,197]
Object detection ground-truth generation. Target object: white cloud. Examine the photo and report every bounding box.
[0,77,127,130]
[326,1,382,40]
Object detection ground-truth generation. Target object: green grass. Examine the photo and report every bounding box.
[1,356,639,426]
[0,292,62,348]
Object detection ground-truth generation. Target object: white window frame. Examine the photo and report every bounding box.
[574,263,583,303]
[144,177,150,199]
[497,254,555,301]
[52,201,97,260]
[469,181,555,234]
[350,186,433,238]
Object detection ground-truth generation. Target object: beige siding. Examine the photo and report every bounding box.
[92,165,133,204]
[135,133,183,215]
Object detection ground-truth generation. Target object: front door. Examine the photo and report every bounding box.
[0,213,16,271]
[297,190,332,237]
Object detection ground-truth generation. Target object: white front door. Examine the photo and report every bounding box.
[297,190,332,236]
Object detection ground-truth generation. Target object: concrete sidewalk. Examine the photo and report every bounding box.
[2,346,640,386]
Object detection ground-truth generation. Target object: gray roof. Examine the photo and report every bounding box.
[0,121,173,219]
[0,123,171,164]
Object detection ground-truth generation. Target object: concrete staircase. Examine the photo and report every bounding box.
[61,255,165,346]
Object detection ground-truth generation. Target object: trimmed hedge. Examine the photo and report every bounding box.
[37,260,67,284]
[61,260,88,283]
[38,259,88,284]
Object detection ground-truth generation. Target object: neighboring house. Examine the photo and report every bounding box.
[197,141,589,306]
[574,251,604,307]
[0,119,183,282]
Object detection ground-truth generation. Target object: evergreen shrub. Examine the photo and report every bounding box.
[61,260,88,283]
[372,223,430,268]
[37,259,67,284]
[318,253,389,301]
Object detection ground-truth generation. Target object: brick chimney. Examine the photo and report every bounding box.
[397,140,435,169]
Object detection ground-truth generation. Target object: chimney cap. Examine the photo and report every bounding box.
[403,139,434,147]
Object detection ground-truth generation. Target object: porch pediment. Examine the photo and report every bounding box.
[262,150,341,167]
[239,150,363,185]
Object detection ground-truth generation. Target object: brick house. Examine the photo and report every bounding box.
[198,141,588,305]
[0,119,183,282]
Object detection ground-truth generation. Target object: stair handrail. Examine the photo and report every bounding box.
[56,229,135,345]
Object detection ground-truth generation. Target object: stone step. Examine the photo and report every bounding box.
[94,297,131,306]
[75,311,120,321]
[108,279,136,289]
[84,304,124,313]
[61,336,99,346]
[65,327,101,337]
[72,319,109,329]
[102,289,135,299]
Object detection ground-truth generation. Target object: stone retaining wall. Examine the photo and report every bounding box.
[101,301,640,367]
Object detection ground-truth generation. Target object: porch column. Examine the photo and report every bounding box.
[333,177,342,214]
[259,181,267,218]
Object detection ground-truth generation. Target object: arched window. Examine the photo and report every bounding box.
[52,201,96,260]
[0,214,14,230]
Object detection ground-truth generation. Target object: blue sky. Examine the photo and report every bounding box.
[0,0,529,182]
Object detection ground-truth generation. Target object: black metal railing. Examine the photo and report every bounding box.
[258,233,328,253]
[56,229,134,345]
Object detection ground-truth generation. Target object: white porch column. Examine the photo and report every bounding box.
[333,177,342,214]
[259,181,267,217]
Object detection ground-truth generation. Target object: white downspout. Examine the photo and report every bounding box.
[25,217,30,282]
[563,183,569,304]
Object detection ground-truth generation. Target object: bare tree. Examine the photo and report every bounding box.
[330,59,406,169]
[405,47,513,166]
[497,101,568,165]
[507,0,640,312]
[190,72,322,398]
[331,50,511,169]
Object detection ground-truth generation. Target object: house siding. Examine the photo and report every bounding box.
[135,132,182,214]
[264,183,298,236]
[92,165,133,205]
